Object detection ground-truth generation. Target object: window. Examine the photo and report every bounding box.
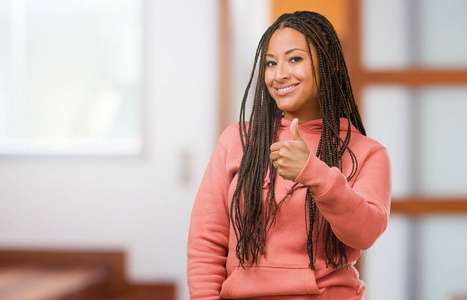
[0,0,143,155]
[354,0,467,299]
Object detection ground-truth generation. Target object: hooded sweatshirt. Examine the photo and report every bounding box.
[187,118,391,300]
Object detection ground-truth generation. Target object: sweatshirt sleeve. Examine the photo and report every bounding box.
[294,146,391,250]
[187,139,231,299]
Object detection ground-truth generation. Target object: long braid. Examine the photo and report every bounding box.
[231,11,366,270]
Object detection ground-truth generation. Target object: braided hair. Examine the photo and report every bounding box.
[230,11,366,270]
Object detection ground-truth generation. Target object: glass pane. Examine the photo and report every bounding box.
[362,0,411,69]
[363,86,467,197]
[363,0,467,69]
[363,216,411,300]
[364,216,467,300]
[417,87,467,196]
[417,0,467,67]
[417,217,467,300]
[0,0,143,154]
[362,86,413,197]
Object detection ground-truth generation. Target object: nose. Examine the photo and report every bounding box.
[275,62,290,81]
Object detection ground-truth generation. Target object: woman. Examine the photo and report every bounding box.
[188,11,391,299]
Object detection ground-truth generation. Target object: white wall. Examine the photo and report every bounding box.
[0,1,218,299]
[229,0,271,121]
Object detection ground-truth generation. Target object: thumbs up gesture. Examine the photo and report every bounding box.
[270,118,310,181]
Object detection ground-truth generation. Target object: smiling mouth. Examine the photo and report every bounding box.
[275,83,299,95]
[278,85,296,92]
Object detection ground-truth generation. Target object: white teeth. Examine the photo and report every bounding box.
[278,85,296,92]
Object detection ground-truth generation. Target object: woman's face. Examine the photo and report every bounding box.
[264,27,321,123]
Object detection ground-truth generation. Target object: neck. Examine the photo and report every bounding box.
[283,111,322,124]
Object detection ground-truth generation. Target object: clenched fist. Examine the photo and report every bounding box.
[270,118,310,181]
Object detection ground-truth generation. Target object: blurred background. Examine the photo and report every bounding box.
[0,0,466,299]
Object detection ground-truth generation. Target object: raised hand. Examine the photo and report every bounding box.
[270,118,310,181]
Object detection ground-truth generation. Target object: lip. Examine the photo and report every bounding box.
[274,83,300,96]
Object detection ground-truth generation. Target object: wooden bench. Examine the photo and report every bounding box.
[0,264,108,300]
[0,249,175,300]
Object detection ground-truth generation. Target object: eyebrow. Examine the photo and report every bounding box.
[266,48,307,57]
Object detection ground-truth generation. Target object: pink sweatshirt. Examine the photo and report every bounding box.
[187,118,391,299]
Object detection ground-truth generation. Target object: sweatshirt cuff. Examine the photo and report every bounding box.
[294,153,336,197]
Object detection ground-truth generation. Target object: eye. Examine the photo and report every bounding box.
[266,61,276,67]
[290,56,302,63]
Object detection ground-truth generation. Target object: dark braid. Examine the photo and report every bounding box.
[230,11,366,270]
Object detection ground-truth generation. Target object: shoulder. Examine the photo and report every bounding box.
[216,122,246,173]
[219,122,242,138]
[349,130,388,158]
[217,122,248,148]
[341,119,387,155]
[346,132,391,182]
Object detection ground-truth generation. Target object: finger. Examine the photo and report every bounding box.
[270,142,286,152]
[270,151,280,161]
[290,118,304,141]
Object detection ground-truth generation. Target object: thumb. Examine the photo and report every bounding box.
[290,118,304,141]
